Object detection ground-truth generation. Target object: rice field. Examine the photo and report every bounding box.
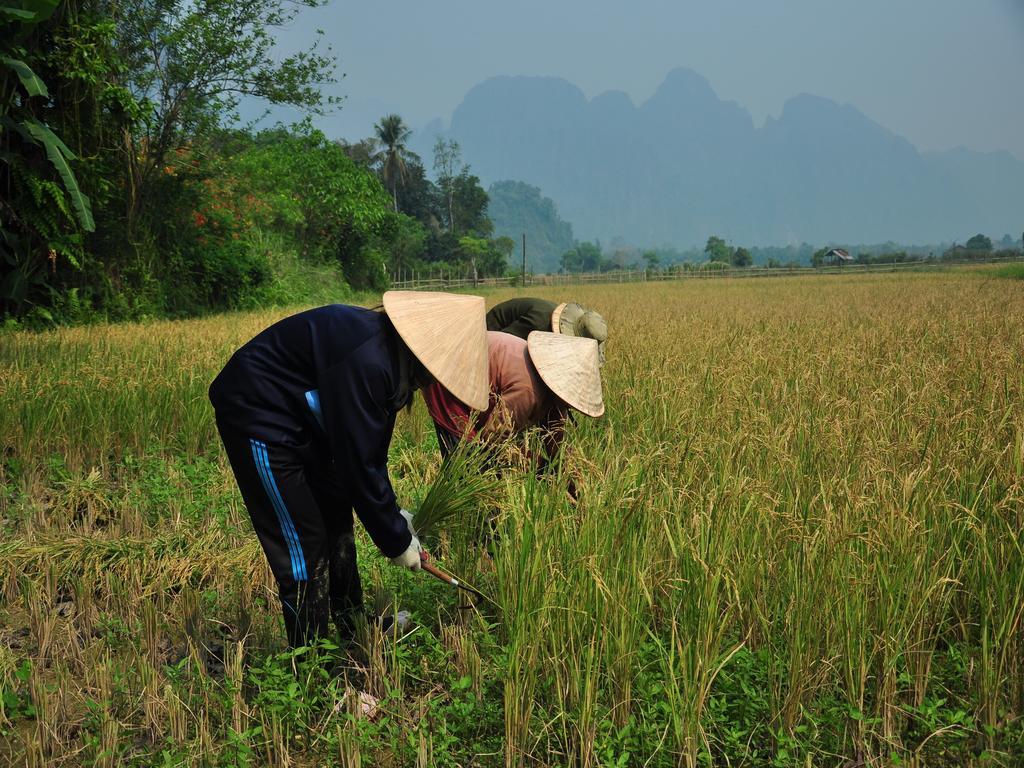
[1,267,1023,766]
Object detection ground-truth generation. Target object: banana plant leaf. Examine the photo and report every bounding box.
[0,6,37,20]
[0,0,59,25]
[22,118,95,232]
[1,56,48,97]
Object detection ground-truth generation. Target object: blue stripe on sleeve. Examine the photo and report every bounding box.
[250,439,308,581]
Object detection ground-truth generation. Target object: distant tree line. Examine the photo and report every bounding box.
[808,232,1023,267]
[552,230,1022,276]
[940,232,1022,262]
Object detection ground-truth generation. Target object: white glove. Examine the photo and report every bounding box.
[391,508,421,570]
[391,535,423,571]
[399,508,418,537]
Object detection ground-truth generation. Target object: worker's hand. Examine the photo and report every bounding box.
[390,535,423,571]
[399,507,418,537]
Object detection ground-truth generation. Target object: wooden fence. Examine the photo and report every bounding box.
[387,254,1024,292]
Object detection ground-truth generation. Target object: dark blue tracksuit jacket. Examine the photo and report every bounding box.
[209,305,411,558]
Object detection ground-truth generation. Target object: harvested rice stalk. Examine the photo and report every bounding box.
[412,439,502,540]
[0,531,262,595]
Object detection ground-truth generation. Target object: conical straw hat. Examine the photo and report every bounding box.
[552,302,608,365]
[383,291,489,411]
[527,331,604,417]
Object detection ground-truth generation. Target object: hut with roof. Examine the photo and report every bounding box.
[825,248,853,267]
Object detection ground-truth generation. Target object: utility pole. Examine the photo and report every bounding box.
[522,233,527,287]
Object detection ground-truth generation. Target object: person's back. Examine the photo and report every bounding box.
[423,331,570,463]
[486,297,607,363]
[485,298,558,339]
[210,304,400,445]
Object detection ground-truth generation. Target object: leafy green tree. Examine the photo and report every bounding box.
[388,214,427,276]
[704,235,730,263]
[433,137,463,232]
[731,246,752,267]
[811,247,828,267]
[230,129,397,290]
[480,244,510,277]
[115,0,337,230]
[560,241,602,273]
[427,138,490,238]
[643,250,660,271]
[965,233,992,251]
[372,114,417,212]
[452,171,491,237]
[457,235,506,279]
[392,159,440,226]
[493,235,515,268]
[339,137,377,169]
[1,0,93,229]
[424,229,459,264]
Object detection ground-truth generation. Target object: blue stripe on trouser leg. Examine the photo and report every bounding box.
[249,439,300,580]
[261,444,309,581]
[255,440,308,581]
[249,439,308,581]
[253,440,308,581]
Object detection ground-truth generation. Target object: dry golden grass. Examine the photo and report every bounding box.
[1,266,1022,766]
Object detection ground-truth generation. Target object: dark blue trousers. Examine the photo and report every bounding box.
[216,422,363,647]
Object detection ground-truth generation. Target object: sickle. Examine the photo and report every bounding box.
[419,551,489,604]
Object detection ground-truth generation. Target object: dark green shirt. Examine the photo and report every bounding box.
[485,298,557,340]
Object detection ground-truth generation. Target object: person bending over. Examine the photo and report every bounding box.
[486,297,608,364]
[208,292,488,648]
[422,330,604,469]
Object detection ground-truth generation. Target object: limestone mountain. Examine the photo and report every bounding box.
[413,68,1024,248]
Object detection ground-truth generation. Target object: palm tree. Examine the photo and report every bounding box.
[373,114,416,212]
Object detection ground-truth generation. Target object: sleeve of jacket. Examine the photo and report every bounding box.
[317,336,411,559]
[485,300,518,333]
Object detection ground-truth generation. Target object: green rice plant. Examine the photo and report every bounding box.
[992,262,1024,280]
[412,437,502,541]
[493,475,558,767]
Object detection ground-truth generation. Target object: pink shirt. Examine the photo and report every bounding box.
[423,331,563,438]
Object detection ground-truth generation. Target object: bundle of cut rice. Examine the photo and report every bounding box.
[413,440,502,539]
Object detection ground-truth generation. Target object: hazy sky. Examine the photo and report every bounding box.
[269,0,1024,159]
